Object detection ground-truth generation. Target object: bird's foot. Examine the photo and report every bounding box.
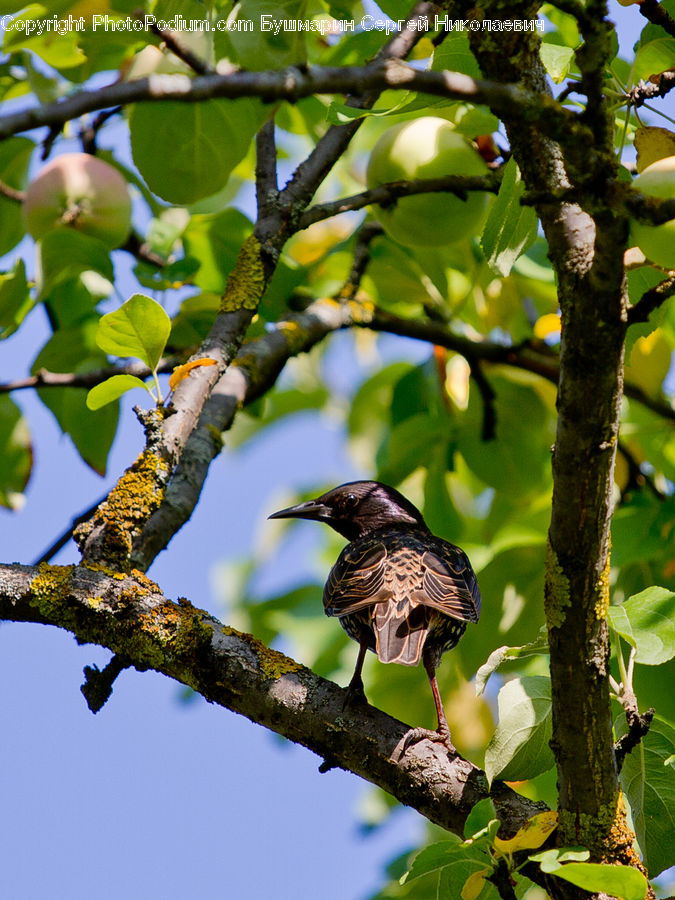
[342,678,368,711]
[397,726,458,759]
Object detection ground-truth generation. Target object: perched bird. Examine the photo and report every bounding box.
[269,480,481,753]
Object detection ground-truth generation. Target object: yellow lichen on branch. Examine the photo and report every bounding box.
[75,450,170,568]
[222,625,304,680]
[544,537,571,630]
[220,235,265,313]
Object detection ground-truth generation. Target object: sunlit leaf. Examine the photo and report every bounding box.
[485,676,554,784]
[96,294,171,370]
[130,98,269,204]
[608,586,675,665]
[616,713,675,876]
[86,374,153,410]
[481,158,538,277]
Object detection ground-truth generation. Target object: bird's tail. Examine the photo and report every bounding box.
[373,600,428,666]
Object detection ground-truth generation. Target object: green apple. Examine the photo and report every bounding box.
[23,153,132,249]
[630,155,675,268]
[366,117,489,247]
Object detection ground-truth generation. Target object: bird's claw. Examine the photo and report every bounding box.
[397,726,458,759]
[342,680,368,711]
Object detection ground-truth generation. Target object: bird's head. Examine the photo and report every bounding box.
[268,481,427,541]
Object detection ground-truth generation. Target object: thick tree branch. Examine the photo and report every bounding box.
[463,0,632,860]
[0,561,545,835]
[0,62,580,145]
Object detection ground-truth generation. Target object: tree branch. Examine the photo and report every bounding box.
[147,22,214,75]
[627,273,675,325]
[626,71,675,108]
[0,561,546,835]
[0,62,580,144]
[299,172,502,229]
[638,0,675,39]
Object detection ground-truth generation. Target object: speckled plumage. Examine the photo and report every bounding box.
[269,480,482,753]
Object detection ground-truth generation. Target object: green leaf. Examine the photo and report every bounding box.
[38,230,114,298]
[401,837,464,882]
[485,676,554,784]
[529,848,590,870]
[542,860,647,900]
[475,629,549,696]
[457,373,554,497]
[96,294,171,370]
[182,207,253,293]
[86,374,153,410]
[463,799,498,840]
[0,394,32,509]
[376,412,448,484]
[481,158,538,277]
[616,713,675,876]
[32,323,119,475]
[130,98,269,204]
[432,29,482,79]
[633,38,675,83]
[0,259,31,339]
[220,0,309,69]
[2,5,86,70]
[539,43,575,83]
[608,586,675,665]
[0,136,33,256]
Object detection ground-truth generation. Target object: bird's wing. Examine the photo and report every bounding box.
[418,547,481,623]
[323,540,388,617]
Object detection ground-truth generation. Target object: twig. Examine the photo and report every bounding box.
[626,71,675,108]
[638,0,675,39]
[80,107,122,154]
[255,118,279,222]
[80,654,130,713]
[337,222,384,302]
[121,231,169,268]
[0,360,178,394]
[614,703,655,773]
[299,173,501,229]
[627,274,675,325]
[34,496,108,564]
[488,858,519,900]
[0,178,25,203]
[618,440,667,501]
[147,21,213,74]
[467,357,497,441]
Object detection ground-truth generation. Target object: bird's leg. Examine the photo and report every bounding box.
[344,639,369,709]
[399,657,458,757]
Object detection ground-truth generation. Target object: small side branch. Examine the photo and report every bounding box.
[614,704,655,773]
[255,119,279,222]
[627,274,675,325]
[299,172,501,229]
[80,654,130,713]
[638,0,675,39]
[147,22,213,74]
[626,71,675,108]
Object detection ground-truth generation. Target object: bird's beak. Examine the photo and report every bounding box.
[268,499,331,522]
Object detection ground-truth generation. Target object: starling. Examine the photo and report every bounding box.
[269,480,481,753]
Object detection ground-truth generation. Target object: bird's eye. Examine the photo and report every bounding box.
[345,493,358,508]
